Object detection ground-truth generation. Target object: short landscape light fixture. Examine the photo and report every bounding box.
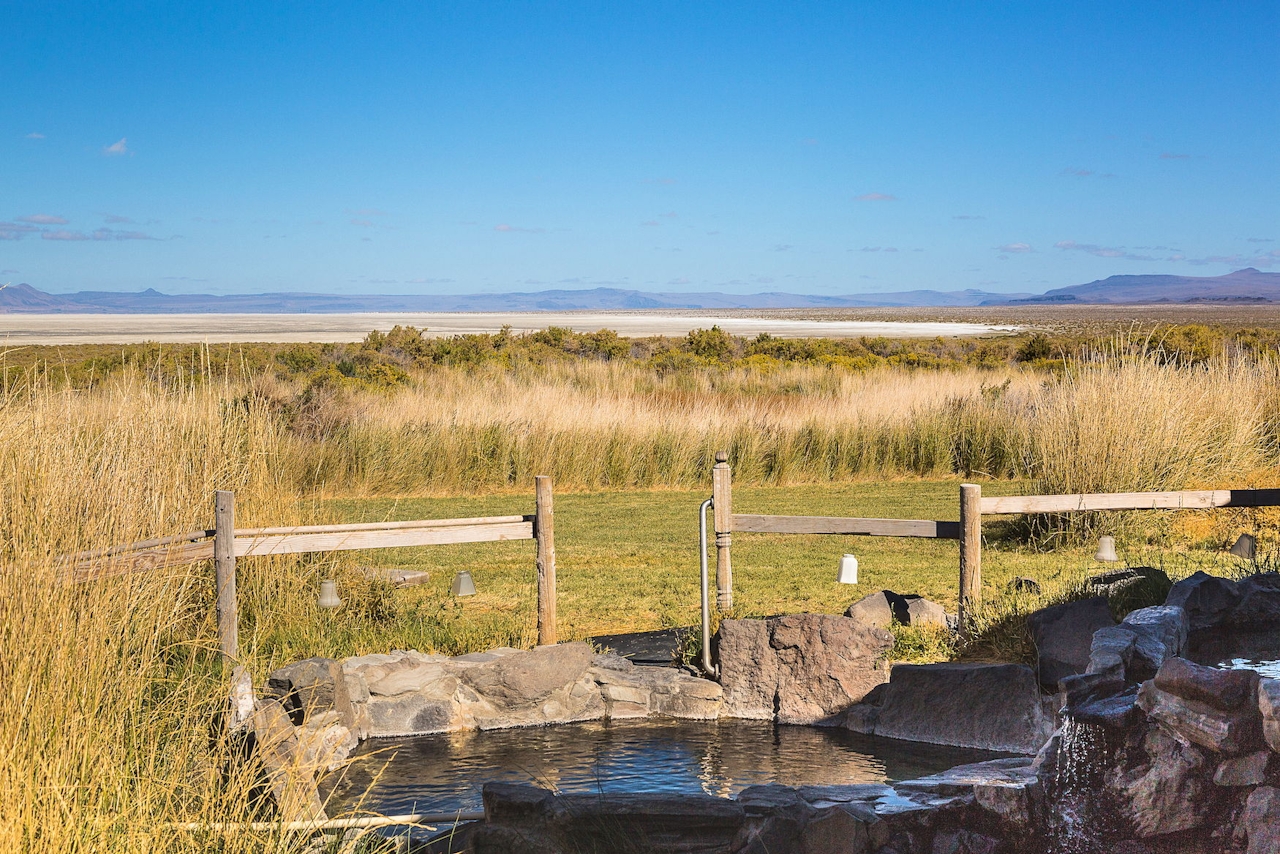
[1094,536,1119,563]
[1229,533,1257,560]
[317,579,343,610]
[836,554,859,584]
[450,570,477,597]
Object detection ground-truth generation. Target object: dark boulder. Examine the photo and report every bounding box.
[1026,596,1116,689]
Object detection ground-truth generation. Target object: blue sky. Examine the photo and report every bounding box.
[2,2,1277,296]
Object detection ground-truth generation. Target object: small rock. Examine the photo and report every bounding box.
[905,596,949,628]
[1214,751,1271,786]
[1007,577,1041,595]
[846,590,908,627]
[1060,673,1142,729]
[1231,577,1280,629]
[1165,571,1242,631]
[1244,786,1280,854]
[1027,596,1116,689]
[1087,625,1139,680]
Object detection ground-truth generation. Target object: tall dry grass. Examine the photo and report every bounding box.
[0,375,304,852]
[2,351,1279,851]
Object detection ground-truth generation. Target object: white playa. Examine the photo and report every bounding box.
[0,313,1017,345]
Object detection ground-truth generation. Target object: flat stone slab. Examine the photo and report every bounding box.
[861,663,1056,754]
[588,627,692,667]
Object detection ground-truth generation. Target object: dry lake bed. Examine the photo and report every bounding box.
[0,313,1018,345]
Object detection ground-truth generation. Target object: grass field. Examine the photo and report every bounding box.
[245,479,1260,670]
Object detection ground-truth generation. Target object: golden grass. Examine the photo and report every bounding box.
[2,350,1279,850]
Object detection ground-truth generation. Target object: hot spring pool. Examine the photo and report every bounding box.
[322,718,1014,816]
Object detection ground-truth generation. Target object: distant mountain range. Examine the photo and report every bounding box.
[2,268,1278,313]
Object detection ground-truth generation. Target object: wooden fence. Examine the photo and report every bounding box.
[61,476,558,661]
[710,453,1280,628]
[709,451,960,612]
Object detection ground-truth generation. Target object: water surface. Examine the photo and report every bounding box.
[323,718,1013,816]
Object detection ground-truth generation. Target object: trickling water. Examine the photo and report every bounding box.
[1047,718,1124,854]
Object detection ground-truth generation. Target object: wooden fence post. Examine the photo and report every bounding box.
[214,490,238,664]
[958,483,982,630]
[535,476,557,645]
[712,451,733,611]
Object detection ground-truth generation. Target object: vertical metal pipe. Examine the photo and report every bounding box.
[699,497,718,678]
[958,483,982,632]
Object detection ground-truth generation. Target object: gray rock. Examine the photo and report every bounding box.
[1244,786,1280,854]
[1007,576,1041,595]
[1109,726,1215,838]
[249,698,326,821]
[846,590,906,627]
[800,804,870,854]
[869,663,1055,753]
[1165,570,1242,631]
[1214,751,1271,786]
[1087,625,1139,680]
[717,614,892,724]
[845,590,948,628]
[266,657,354,727]
[1027,596,1116,688]
[1137,680,1263,754]
[1059,673,1142,729]
[1260,678,1280,753]
[905,597,949,629]
[1120,605,1188,680]
[366,692,457,737]
[460,642,594,706]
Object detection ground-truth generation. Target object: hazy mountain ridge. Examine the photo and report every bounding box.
[2,269,1277,313]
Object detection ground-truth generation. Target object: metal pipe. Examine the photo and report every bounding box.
[699,497,718,678]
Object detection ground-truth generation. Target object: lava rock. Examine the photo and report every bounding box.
[1137,678,1263,754]
[1165,571,1242,631]
[1244,787,1280,854]
[1152,656,1260,712]
[1230,575,1280,629]
[1027,596,1116,689]
[1214,750,1271,786]
[717,614,892,724]
[1120,605,1189,680]
[1260,678,1280,753]
[1109,726,1216,838]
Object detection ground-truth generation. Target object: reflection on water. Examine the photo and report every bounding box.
[323,718,1012,816]
[1217,657,1280,678]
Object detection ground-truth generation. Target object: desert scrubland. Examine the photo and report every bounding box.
[3,322,1279,850]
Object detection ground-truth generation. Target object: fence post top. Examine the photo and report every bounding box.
[715,451,729,464]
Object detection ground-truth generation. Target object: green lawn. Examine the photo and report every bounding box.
[278,479,1237,661]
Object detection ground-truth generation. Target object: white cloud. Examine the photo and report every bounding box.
[854,192,897,202]
[1054,240,1153,261]
[997,243,1033,253]
[103,137,129,156]
[25,132,45,140]
[494,224,545,234]
[17,213,69,225]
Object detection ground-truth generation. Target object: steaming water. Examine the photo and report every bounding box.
[323,718,1013,816]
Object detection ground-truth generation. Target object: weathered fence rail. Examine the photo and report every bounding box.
[707,452,1280,633]
[60,476,558,661]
